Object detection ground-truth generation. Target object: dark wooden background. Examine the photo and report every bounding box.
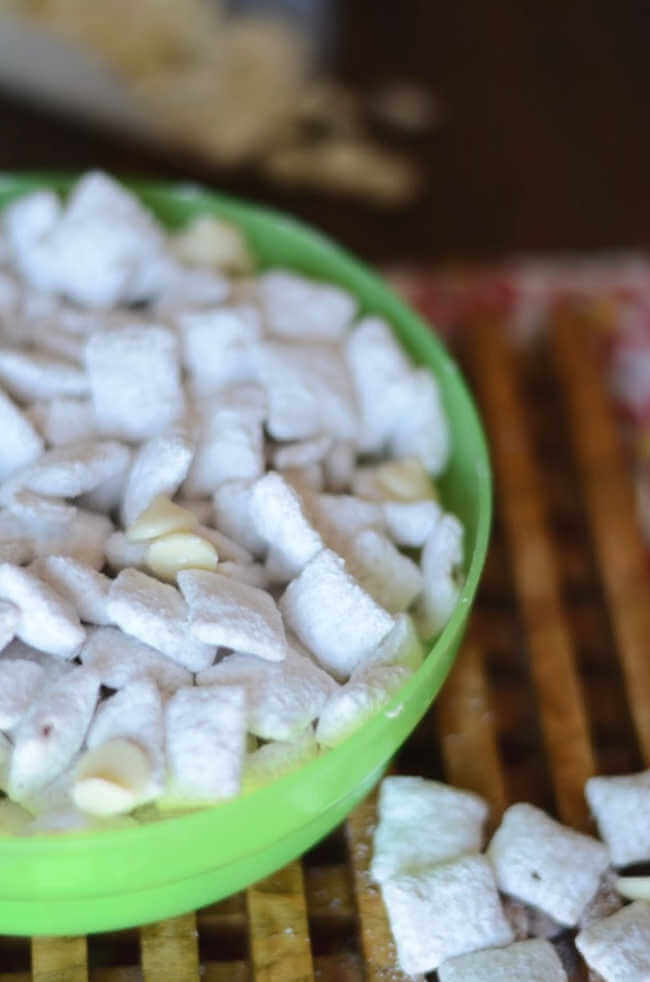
[1,0,649,263]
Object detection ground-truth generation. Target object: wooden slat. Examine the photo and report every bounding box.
[345,794,415,982]
[246,861,314,982]
[466,320,595,827]
[93,970,143,982]
[552,307,650,763]
[30,937,87,982]
[435,628,508,825]
[140,914,199,982]
[202,962,248,982]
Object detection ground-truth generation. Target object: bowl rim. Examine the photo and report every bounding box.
[0,172,492,849]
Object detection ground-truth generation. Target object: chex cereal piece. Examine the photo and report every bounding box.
[0,387,43,480]
[438,938,567,982]
[20,751,81,821]
[197,644,336,740]
[258,270,357,341]
[0,657,45,728]
[10,172,166,308]
[218,561,270,590]
[85,324,185,441]
[279,548,394,679]
[175,498,214,525]
[73,738,155,817]
[315,664,412,747]
[0,270,18,315]
[0,562,85,658]
[278,464,324,493]
[184,391,264,495]
[0,539,32,566]
[104,532,148,573]
[349,528,423,613]
[6,496,114,569]
[254,341,359,441]
[22,320,86,365]
[0,349,89,402]
[502,895,562,941]
[0,597,19,651]
[0,640,74,681]
[196,525,253,565]
[0,439,131,503]
[382,499,442,548]
[79,464,130,516]
[487,803,610,926]
[213,479,268,556]
[178,304,262,396]
[86,678,165,802]
[80,626,192,694]
[323,440,356,492]
[152,265,230,314]
[55,508,114,570]
[166,685,246,801]
[242,728,318,791]
[579,868,623,929]
[575,901,650,982]
[108,568,215,672]
[356,614,424,673]
[242,727,318,791]
[272,435,332,471]
[2,189,62,292]
[126,495,198,542]
[309,493,385,546]
[381,853,514,975]
[8,666,100,800]
[0,731,9,789]
[178,569,288,663]
[585,770,650,867]
[389,370,450,475]
[250,471,324,580]
[370,776,488,883]
[0,268,18,309]
[28,397,97,447]
[416,513,464,638]
[121,429,195,528]
[30,556,111,626]
[345,316,412,452]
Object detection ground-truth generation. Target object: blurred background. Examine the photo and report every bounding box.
[0,0,647,264]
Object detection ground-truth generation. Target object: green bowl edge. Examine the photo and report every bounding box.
[0,173,492,928]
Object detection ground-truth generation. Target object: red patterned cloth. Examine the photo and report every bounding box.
[390,254,650,540]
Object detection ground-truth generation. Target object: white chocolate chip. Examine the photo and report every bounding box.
[146,533,218,582]
[126,495,198,542]
[73,738,153,816]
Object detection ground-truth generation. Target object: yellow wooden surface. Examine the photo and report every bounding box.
[246,861,314,982]
[140,914,199,982]
[30,937,87,982]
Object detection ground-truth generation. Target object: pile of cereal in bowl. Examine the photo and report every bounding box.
[0,172,463,833]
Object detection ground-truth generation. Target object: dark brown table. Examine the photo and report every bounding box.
[1,0,649,264]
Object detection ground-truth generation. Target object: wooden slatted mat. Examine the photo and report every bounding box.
[2,302,649,980]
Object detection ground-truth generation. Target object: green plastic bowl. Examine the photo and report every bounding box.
[0,174,491,936]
